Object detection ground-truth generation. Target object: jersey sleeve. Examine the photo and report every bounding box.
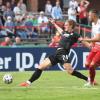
[74,33,81,38]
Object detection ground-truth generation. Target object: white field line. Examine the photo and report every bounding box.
[0,86,99,90]
[72,86,98,90]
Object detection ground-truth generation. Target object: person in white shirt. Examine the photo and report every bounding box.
[45,0,52,15]
[38,11,49,33]
[69,0,78,9]
[68,5,77,22]
[38,11,48,24]
[19,0,27,14]
[13,2,22,20]
[13,2,22,15]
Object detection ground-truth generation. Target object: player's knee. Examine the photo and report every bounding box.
[38,65,44,70]
[90,62,95,68]
[67,68,73,75]
[64,64,73,74]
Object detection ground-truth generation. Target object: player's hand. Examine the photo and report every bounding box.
[49,18,55,24]
[78,37,83,42]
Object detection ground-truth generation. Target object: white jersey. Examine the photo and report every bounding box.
[68,7,76,22]
[92,19,100,45]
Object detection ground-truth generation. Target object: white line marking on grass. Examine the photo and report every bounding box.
[72,86,99,90]
[0,86,68,89]
[0,86,99,90]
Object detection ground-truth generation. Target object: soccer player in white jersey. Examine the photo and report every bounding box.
[80,9,100,87]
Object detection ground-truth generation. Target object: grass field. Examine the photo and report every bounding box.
[0,71,100,100]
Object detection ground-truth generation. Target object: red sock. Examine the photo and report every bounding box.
[89,67,96,84]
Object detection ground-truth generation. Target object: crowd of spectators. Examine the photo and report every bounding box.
[48,0,90,47]
[0,0,90,47]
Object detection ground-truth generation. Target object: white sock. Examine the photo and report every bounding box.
[26,81,31,85]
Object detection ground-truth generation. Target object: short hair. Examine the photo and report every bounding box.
[67,20,76,29]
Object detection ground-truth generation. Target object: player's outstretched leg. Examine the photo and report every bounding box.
[63,63,88,81]
[20,68,43,87]
[71,70,88,81]
[20,58,52,87]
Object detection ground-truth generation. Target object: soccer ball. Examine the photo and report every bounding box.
[3,74,13,84]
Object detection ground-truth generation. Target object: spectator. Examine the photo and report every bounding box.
[69,0,79,23]
[12,37,22,47]
[0,16,15,37]
[24,15,38,38]
[38,11,48,24]
[4,16,15,35]
[32,15,38,34]
[3,2,15,21]
[45,0,52,15]
[6,1,11,9]
[11,0,16,10]
[0,1,6,25]
[49,31,61,47]
[19,0,27,14]
[51,1,62,20]
[32,15,38,26]
[77,0,90,25]
[0,17,3,29]
[15,17,27,39]
[13,2,22,21]
[68,5,77,22]
[69,0,78,9]
[38,11,49,33]
[0,0,3,14]
[0,37,12,46]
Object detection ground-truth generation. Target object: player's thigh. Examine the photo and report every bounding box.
[85,51,97,67]
[38,58,52,70]
[63,63,73,74]
[91,51,100,68]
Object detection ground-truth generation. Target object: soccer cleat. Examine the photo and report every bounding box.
[84,82,92,87]
[87,77,98,86]
[93,80,98,86]
[20,81,30,87]
[84,81,98,87]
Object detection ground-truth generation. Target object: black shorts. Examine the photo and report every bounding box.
[48,48,70,66]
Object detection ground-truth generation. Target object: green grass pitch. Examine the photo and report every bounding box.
[0,71,100,100]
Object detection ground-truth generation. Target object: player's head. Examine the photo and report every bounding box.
[64,20,76,31]
[88,9,99,22]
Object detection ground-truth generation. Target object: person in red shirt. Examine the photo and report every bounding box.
[78,0,90,25]
[0,37,12,46]
[49,31,61,47]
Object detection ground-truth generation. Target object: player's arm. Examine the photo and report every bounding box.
[78,37,93,49]
[81,34,100,42]
[49,19,63,34]
[82,41,92,49]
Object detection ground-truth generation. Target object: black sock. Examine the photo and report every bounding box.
[72,70,88,81]
[29,68,42,83]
